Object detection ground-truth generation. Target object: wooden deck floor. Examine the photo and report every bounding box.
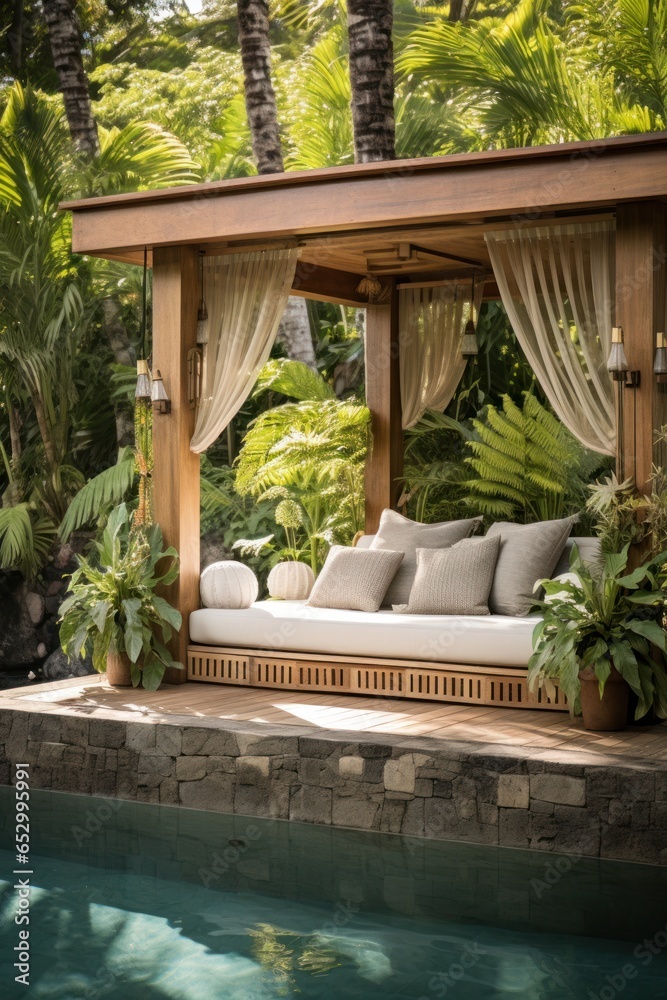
[6,675,667,762]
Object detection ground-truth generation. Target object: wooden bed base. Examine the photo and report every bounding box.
[187,645,566,711]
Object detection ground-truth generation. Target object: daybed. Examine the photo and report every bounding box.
[187,536,599,713]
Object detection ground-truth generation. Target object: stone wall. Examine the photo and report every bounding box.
[1,705,666,865]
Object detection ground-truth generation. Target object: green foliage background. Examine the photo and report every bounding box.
[0,0,662,580]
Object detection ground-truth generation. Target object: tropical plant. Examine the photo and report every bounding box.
[400,408,473,522]
[398,0,664,150]
[59,503,182,690]
[200,458,278,584]
[585,473,642,554]
[0,82,196,577]
[586,430,667,574]
[235,359,370,572]
[464,392,603,522]
[528,544,667,720]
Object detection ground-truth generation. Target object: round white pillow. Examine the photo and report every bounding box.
[200,561,258,609]
[268,561,315,601]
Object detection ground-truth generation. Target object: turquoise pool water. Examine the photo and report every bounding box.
[1,787,666,999]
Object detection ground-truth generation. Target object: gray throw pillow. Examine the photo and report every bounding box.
[406,536,501,615]
[369,509,483,607]
[487,517,576,616]
[307,546,404,613]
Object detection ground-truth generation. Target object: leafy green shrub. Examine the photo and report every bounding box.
[528,544,667,719]
[59,504,182,690]
[235,360,370,572]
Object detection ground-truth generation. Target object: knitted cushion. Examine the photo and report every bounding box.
[369,509,482,606]
[487,517,576,616]
[307,546,404,613]
[406,535,501,615]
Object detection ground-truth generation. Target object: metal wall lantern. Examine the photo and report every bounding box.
[654,331,667,385]
[151,369,171,414]
[606,326,639,387]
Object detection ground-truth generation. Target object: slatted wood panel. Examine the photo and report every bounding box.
[188,649,250,684]
[187,645,565,711]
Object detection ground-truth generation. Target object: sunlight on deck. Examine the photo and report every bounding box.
[4,676,667,761]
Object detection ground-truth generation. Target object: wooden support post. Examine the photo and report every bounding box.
[615,203,667,494]
[364,283,403,533]
[152,246,200,683]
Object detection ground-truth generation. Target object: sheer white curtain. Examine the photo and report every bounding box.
[399,280,484,429]
[485,221,615,455]
[190,248,299,453]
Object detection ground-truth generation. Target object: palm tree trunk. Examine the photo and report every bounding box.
[278,297,317,371]
[7,401,21,469]
[237,0,284,175]
[347,0,395,163]
[29,388,57,473]
[41,0,99,157]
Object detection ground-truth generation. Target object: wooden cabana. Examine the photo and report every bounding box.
[63,133,667,688]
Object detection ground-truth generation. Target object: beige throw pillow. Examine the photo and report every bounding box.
[406,535,501,615]
[307,546,404,613]
[369,509,483,607]
[487,516,576,616]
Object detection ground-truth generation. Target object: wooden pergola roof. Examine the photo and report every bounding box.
[63,132,667,305]
[61,133,667,680]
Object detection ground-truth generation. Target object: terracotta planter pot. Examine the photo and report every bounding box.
[578,663,629,732]
[106,652,132,687]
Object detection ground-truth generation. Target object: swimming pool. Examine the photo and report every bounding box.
[1,786,666,999]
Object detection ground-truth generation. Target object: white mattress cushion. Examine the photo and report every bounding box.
[189,600,540,668]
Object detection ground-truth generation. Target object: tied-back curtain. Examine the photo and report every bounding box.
[485,221,615,456]
[190,248,299,453]
[399,280,484,429]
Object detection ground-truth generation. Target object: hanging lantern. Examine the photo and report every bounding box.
[151,369,171,414]
[461,317,479,358]
[196,250,209,344]
[461,272,479,358]
[356,273,383,303]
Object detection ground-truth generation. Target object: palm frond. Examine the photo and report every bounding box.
[0,504,55,579]
[59,449,137,540]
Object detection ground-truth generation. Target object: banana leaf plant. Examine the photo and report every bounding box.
[528,544,667,719]
[59,503,182,690]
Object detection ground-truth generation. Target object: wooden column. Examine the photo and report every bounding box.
[152,246,200,683]
[364,283,403,533]
[615,203,667,493]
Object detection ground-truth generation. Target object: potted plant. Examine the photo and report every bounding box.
[528,544,667,730]
[59,504,183,690]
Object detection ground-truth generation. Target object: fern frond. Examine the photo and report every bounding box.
[464,392,596,521]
